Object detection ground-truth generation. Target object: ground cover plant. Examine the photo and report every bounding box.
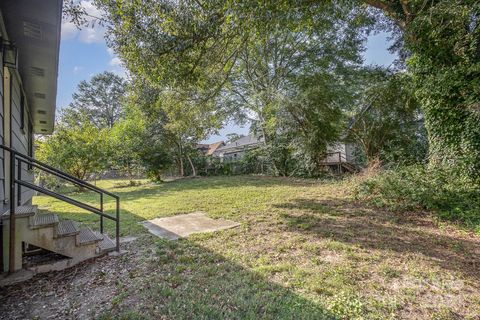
[354,165,480,234]
[1,176,479,319]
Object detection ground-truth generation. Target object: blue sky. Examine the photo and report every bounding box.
[57,3,396,143]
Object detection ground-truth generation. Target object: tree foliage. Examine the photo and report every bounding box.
[63,71,127,128]
[365,0,480,180]
[88,0,480,181]
[36,118,109,180]
[90,0,375,176]
[347,68,426,165]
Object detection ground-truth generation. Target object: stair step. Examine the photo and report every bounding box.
[56,220,79,238]
[32,213,59,229]
[0,205,37,220]
[97,234,116,254]
[77,228,103,246]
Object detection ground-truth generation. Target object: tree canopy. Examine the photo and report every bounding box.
[63,71,127,128]
[86,0,479,180]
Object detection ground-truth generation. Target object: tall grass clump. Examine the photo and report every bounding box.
[353,164,480,233]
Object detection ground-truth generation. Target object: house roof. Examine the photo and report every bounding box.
[0,0,62,134]
[197,141,225,156]
[216,134,264,153]
[206,141,224,156]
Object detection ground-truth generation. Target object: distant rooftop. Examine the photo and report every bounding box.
[216,134,264,152]
[197,141,225,156]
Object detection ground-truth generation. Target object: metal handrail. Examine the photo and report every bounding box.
[17,180,116,221]
[324,151,348,163]
[1,145,120,273]
[1,144,118,198]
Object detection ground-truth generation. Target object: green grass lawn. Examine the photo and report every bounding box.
[28,176,480,319]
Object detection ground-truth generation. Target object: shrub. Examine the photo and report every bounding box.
[353,164,480,233]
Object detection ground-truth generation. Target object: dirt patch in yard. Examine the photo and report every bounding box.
[0,237,148,320]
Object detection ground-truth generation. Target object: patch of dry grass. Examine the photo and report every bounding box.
[1,176,478,319]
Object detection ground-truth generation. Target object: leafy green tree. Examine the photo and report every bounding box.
[64,71,127,128]
[36,119,109,180]
[283,73,348,172]
[347,69,426,165]
[89,0,373,177]
[90,0,480,181]
[124,81,217,178]
[123,83,176,180]
[160,90,222,177]
[108,105,146,178]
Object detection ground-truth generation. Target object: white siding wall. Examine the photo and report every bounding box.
[10,73,34,206]
[325,143,347,163]
[0,9,35,212]
[0,50,4,204]
[345,143,357,163]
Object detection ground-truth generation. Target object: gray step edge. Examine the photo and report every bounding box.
[31,213,59,229]
[0,205,37,220]
[77,228,103,246]
[97,234,116,254]
[56,220,80,238]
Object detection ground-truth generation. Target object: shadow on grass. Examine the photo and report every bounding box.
[99,237,336,320]
[0,235,338,319]
[274,198,480,281]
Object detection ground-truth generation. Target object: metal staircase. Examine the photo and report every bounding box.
[0,145,120,275]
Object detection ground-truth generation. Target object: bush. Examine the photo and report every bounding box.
[353,165,480,233]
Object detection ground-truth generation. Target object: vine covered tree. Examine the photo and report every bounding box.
[363,0,480,179]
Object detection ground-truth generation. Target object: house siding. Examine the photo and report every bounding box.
[0,50,4,205]
[10,72,34,206]
[0,17,34,213]
[325,143,346,163]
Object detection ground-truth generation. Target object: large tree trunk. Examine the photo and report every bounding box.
[187,155,197,177]
[176,141,185,176]
[178,157,184,176]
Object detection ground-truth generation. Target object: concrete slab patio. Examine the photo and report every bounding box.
[140,212,240,240]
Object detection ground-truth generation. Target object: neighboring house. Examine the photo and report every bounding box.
[321,142,359,173]
[197,141,225,157]
[214,134,264,162]
[1,1,118,278]
[212,134,357,172]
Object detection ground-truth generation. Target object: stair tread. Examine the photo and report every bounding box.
[1,205,37,220]
[56,220,79,237]
[77,228,103,246]
[97,234,116,253]
[32,213,59,228]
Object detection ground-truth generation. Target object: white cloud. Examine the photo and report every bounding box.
[61,21,78,40]
[106,47,127,78]
[73,66,84,74]
[78,25,105,44]
[61,0,105,44]
[109,57,122,67]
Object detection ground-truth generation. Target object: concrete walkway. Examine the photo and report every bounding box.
[140,212,240,240]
